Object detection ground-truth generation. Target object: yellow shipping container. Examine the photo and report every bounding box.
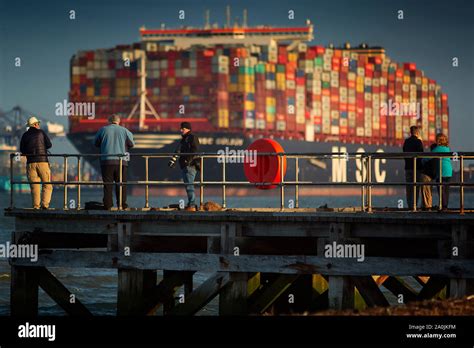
[266,113,275,123]
[265,63,275,73]
[228,84,238,92]
[288,53,298,62]
[266,97,276,106]
[182,86,190,95]
[245,101,255,110]
[72,76,80,84]
[168,78,175,86]
[218,109,229,118]
[86,87,94,97]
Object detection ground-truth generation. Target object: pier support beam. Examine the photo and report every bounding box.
[11,266,39,316]
[449,225,473,298]
[219,223,248,315]
[116,222,158,315]
[117,269,157,315]
[326,223,355,310]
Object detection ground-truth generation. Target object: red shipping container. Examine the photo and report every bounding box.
[278,55,288,64]
[306,48,316,59]
[404,63,416,71]
[315,46,325,55]
[296,77,305,85]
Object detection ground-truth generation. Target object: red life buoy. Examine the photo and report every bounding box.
[243,139,286,189]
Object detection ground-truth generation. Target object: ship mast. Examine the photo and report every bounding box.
[126,50,160,131]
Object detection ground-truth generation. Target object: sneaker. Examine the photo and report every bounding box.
[185,205,197,212]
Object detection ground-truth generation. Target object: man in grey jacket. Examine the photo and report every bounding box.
[94,115,134,209]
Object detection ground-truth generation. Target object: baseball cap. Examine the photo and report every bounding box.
[26,116,40,127]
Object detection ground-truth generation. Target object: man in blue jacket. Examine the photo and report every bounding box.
[94,115,134,209]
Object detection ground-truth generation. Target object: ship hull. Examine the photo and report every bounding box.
[68,131,405,190]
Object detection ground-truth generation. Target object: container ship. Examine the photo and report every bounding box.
[67,14,449,188]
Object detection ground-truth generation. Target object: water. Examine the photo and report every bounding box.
[1,189,473,315]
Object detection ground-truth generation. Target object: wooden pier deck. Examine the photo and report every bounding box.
[4,207,474,316]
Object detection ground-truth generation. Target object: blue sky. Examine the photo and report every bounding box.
[0,0,473,150]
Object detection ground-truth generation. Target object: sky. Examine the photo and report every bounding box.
[0,0,473,150]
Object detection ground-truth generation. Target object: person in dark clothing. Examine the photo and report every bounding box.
[94,115,135,210]
[169,122,200,211]
[20,116,53,209]
[403,126,424,209]
[419,143,438,210]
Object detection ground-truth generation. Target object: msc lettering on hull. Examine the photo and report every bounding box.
[331,146,386,183]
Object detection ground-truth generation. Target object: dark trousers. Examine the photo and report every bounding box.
[436,177,451,209]
[101,165,128,209]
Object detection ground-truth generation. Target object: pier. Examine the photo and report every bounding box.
[4,207,474,316]
[4,151,474,316]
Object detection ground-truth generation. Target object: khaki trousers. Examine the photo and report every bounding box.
[27,162,53,209]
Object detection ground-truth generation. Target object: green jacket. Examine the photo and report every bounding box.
[432,145,453,178]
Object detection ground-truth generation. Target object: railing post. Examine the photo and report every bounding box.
[280,153,285,211]
[119,157,123,210]
[361,155,366,212]
[295,157,299,209]
[367,155,372,213]
[145,157,149,209]
[10,153,14,209]
[413,156,417,212]
[438,157,443,211]
[77,156,81,210]
[200,156,204,208]
[460,156,464,215]
[63,156,68,210]
[222,158,226,209]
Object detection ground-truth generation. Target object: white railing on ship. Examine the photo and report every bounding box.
[8,152,474,214]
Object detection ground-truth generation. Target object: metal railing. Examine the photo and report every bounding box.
[8,151,474,213]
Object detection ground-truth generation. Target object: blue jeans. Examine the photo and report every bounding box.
[181,166,197,206]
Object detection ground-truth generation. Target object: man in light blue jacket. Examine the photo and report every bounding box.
[94,115,135,209]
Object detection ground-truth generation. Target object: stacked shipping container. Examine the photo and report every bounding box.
[69,42,448,146]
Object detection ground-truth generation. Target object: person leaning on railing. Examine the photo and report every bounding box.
[94,115,135,210]
[403,126,423,208]
[19,116,53,209]
[431,133,453,210]
[419,143,438,210]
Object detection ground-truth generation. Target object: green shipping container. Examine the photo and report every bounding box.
[315,57,323,67]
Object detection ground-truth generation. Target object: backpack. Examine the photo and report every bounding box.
[84,201,105,210]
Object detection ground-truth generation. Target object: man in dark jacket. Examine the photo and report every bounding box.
[94,115,135,210]
[173,122,200,211]
[20,116,53,209]
[419,143,438,210]
[403,126,423,208]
